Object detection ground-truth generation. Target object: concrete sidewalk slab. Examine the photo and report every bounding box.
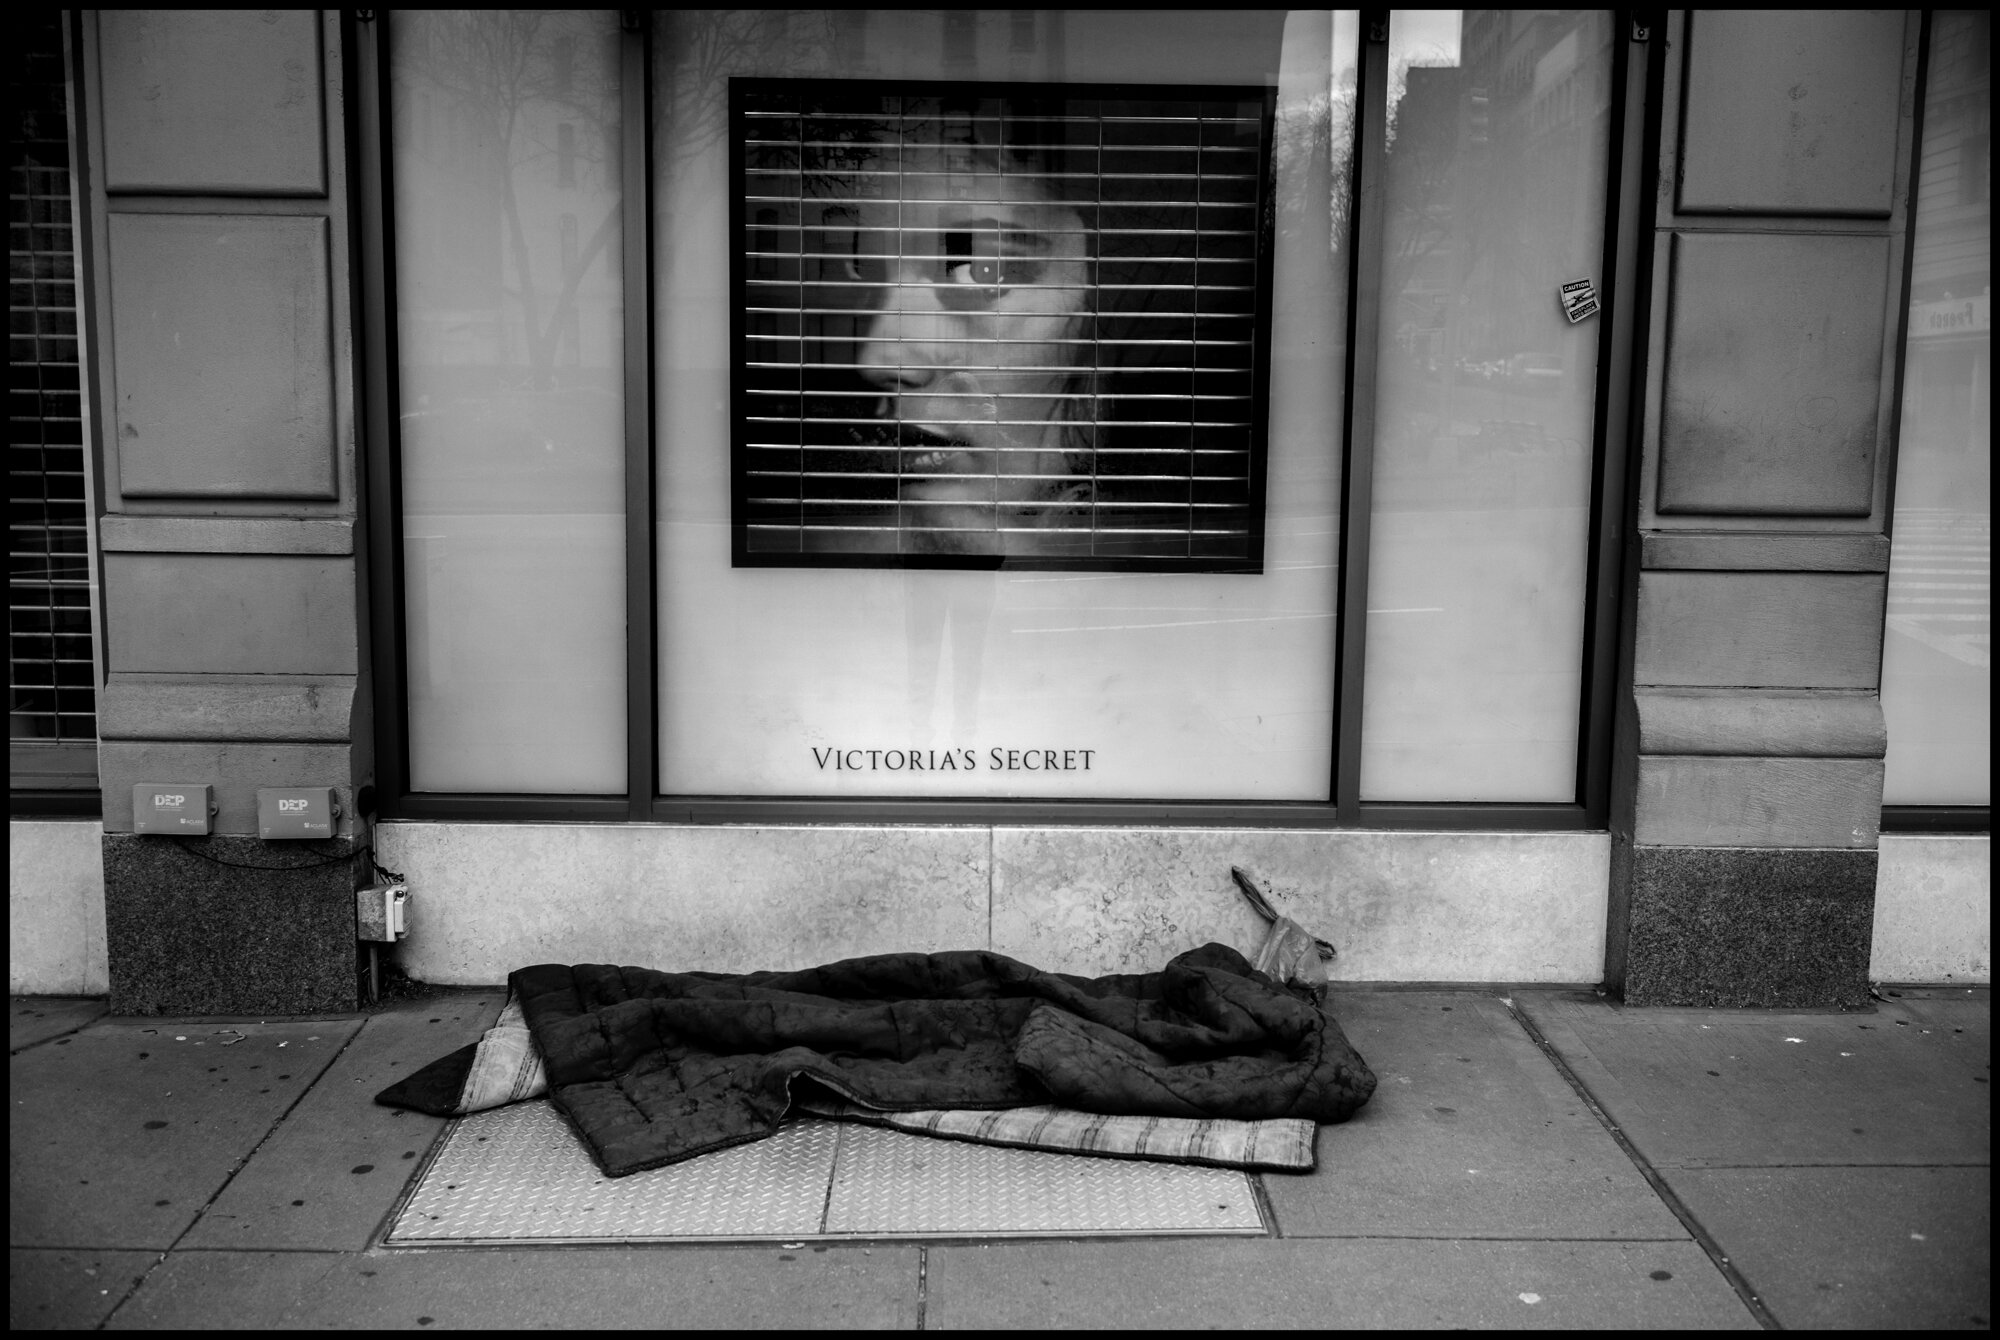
[107,1246,921,1330]
[10,1017,360,1249]
[1667,1166,1991,1330]
[8,1249,156,1331]
[11,996,108,1051]
[185,993,503,1251]
[1517,988,1990,1332]
[924,1238,1757,1329]
[1515,991,1990,1167]
[1265,993,1685,1239]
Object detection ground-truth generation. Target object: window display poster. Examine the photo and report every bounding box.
[732,80,1276,571]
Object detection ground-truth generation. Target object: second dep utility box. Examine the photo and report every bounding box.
[257,787,339,840]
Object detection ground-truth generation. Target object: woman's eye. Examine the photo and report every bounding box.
[945,258,1006,287]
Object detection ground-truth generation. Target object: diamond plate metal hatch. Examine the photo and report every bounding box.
[385,1102,1268,1246]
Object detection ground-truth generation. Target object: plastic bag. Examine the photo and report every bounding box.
[1233,866,1336,988]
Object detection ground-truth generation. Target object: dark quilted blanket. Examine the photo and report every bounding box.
[377,942,1376,1178]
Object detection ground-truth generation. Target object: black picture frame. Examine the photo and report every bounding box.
[728,76,1278,572]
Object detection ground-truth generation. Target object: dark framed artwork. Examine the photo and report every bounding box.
[730,78,1278,570]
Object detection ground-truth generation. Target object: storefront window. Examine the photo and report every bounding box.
[1882,10,1991,807]
[1358,10,1614,801]
[654,11,1353,798]
[390,11,628,792]
[373,10,1633,812]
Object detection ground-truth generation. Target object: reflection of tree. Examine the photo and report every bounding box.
[655,11,846,214]
[1277,77,1348,264]
[1383,58,1477,346]
[399,11,621,385]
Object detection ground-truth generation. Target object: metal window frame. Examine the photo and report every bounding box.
[1325,6,1649,831]
[353,10,658,823]
[356,9,1652,833]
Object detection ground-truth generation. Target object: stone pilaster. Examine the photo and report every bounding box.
[1605,11,1919,1006]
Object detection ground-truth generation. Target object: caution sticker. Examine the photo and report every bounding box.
[1559,278,1599,323]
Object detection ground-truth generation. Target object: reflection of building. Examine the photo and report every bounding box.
[1902,11,1991,482]
[1386,13,1612,373]
[8,12,1990,1015]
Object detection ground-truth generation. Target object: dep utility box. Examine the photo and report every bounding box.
[133,783,216,835]
[257,787,339,840]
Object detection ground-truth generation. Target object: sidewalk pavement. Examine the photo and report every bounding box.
[11,983,1989,1331]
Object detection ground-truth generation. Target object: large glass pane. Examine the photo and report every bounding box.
[1882,11,1990,805]
[656,11,1353,798]
[390,11,627,792]
[1359,10,1612,801]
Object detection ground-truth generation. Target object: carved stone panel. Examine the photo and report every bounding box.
[1659,232,1889,517]
[107,213,337,500]
[1677,9,1905,217]
[98,9,326,196]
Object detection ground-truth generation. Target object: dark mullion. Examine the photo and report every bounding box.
[394,794,632,823]
[1881,806,1991,835]
[648,797,1592,830]
[1331,12,1392,820]
[1573,14,1657,825]
[10,789,104,818]
[350,11,413,818]
[620,12,657,818]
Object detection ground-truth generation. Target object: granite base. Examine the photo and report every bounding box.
[1615,843,1877,1008]
[102,833,361,1015]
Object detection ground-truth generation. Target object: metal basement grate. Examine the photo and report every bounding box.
[385,1101,1266,1245]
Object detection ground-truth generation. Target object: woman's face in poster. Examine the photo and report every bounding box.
[844,143,1092,545]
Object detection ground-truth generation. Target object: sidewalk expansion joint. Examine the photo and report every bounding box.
[94,1248,169,1331]
[1661,1160,1993,1170]
[183,1026,369,1251]
[1501,997,1782,1332]
[88,1024,367,1328]
[8,1012,107,1056]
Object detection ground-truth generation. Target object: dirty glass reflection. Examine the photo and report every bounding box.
[391,11,626,792]
[1882,10,1990,805]
[1360,10,1613,801]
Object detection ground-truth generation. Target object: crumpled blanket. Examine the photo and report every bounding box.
[377,942,1375,1179]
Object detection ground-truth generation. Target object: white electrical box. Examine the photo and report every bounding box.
[133,783,216,835]
[357,883,409,942]
[258,787,339,840]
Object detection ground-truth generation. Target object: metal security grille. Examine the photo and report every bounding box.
[8,14,95,752]
[732,80,1276,570]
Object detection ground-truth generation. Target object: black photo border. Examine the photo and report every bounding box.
[726,75,1280,573]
